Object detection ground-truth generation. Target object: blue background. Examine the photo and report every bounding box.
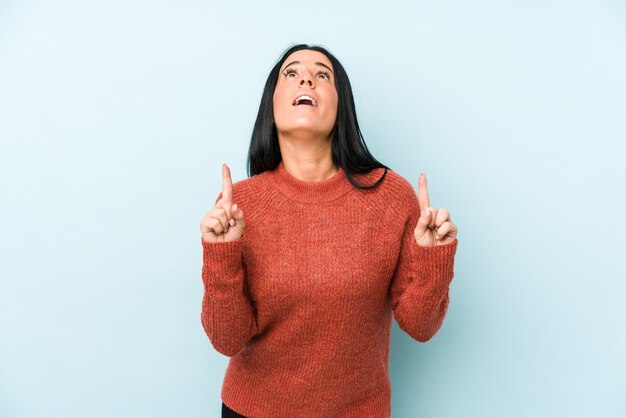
[1,1,625,417]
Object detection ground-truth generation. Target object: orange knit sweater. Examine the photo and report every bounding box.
[201,160,458,417]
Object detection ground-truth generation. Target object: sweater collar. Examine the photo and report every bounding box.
[268,160,353,203]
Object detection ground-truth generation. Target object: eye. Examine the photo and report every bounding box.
[317,70,331,80]
[282,67,298,78]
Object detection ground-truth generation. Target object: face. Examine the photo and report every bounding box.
[272,49,338,140]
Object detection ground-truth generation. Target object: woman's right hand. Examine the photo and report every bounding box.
[200,163,246,243]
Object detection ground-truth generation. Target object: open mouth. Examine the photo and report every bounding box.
[292,95,318,107]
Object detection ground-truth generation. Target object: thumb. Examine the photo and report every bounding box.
[414,207,430,237]
[231,203,244,221]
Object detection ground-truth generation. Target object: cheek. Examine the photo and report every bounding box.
[327,94,339,118]
[272,92,286,117]
[273,86,291,108]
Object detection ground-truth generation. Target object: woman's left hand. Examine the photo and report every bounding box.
[413,173,458,247]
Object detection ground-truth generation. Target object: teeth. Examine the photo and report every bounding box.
[293,95,317,107]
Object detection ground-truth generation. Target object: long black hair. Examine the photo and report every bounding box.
[246,43,389,190]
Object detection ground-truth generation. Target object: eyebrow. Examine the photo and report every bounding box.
[283,60,334,74]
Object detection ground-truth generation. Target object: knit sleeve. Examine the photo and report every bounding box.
[201,237,258,356]
[389,186,459,343]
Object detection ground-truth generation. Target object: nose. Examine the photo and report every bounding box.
[299,77,313,87]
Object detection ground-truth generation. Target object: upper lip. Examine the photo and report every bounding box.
[292,91,318,107]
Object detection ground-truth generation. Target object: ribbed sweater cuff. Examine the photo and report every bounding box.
[201,237,244,292]
[412,238,458,286]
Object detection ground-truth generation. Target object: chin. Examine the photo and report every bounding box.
[279,125,332,138]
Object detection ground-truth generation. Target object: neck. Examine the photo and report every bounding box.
[268,160,351,204]
[278,137,337,182]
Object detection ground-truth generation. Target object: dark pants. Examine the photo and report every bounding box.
[222,402,247,418]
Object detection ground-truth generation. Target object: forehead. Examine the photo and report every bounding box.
[281,50,333,70]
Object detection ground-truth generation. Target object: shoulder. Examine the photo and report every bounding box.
[232,171,269,196]
[352,167,419,213]
[214,171,271,205]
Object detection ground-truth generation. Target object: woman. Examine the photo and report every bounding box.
[199,44,459,418]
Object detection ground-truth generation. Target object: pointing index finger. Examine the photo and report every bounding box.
[222,163,233,202]
[418,172,430,213]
